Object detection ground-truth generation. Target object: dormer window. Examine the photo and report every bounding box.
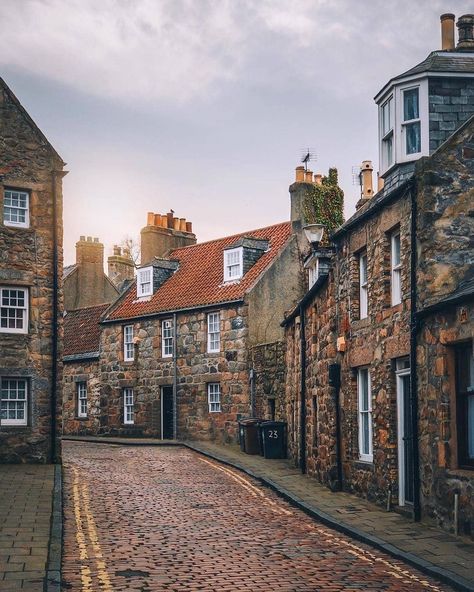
[137,266,152,297]
[223,247,243,282]
[377,79,428,175]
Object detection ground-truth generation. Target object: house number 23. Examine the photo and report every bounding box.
[268,430,278,438]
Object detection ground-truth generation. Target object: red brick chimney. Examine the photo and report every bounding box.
[140,210,197,265]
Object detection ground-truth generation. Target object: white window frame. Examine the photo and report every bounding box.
[223,247,243,282]
[357,368,373,462]
[391,231,402,306]
[123,325,134,361]
[380,95,394,171]
[137,266,153,298]
[123,387,134,424]
[207,312,220,353]
[359,252,368,320]
[77,382,87,418]
[0,287,28,334]
[162,319,173,358]
[208,383,221,413]
[3,189,30,229]
[308,261,318,289]
[1,378,28,426]
[378,78,429,174]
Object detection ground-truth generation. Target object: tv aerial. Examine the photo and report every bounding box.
[300,148,317,171]
[351,165,362,186]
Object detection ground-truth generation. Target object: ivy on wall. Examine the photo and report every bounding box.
[302,168,344,241]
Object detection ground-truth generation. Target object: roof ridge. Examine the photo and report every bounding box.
[170,220,290,253]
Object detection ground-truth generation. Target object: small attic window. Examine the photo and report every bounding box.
[223,247,243,282]
[137,266,153,297]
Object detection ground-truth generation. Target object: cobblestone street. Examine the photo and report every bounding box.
[62,442,452,592]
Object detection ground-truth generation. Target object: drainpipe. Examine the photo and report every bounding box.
[249,368,256,417]
[299,304,307,474]
[172,313,178,440]
[50,171,59,464]
[410,183,421,522]
[333,371,343,491]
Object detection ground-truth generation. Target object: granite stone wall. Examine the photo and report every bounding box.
[0,80,64,463]
[250,341,286,421]
[63,358,102,436]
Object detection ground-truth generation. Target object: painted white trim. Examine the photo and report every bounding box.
[161,319,173,358]
[0,378,28,426]
[207,382,221,413]
[359,253,368,320]
[391,231,402,306]
[207,312,220,353]
[3,189,30,229]
[123,387,134,424]
[137,266,153,298]
[0,286,29,334]
[223,247,243,282]
[123,325,134,361]
[396,362,410,506]
[357,368,373,462]
[77,382,87,418]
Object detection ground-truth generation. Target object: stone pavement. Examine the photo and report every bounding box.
[62,440,455,591]
[0,464,57,591]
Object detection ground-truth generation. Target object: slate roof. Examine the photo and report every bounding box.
[376,51,474,99]
[395,51,474,80]
[63,264,77,279]
[105,221,292,321]
[64,304,109,357]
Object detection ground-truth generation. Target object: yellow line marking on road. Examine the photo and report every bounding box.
[198,457,292,516]
[305,522,443,591]
[71,467,113,592]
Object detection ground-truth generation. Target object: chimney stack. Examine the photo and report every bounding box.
[456,14,474,51]
[108,245,135,290]
[441,14,455,50]
[140,210,197,265]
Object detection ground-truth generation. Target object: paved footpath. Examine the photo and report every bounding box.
[62,441,455,592]
[0,464,54,591]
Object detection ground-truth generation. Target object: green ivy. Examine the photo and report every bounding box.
[302,167,344,242]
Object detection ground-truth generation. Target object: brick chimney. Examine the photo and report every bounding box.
[440,14,455,50]
[456,14,474,51]
[140,210,197,265]
[108,245,135,290]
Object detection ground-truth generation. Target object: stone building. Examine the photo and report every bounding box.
[0,77,65,463]
[62,194,311,441]
[282,14,474,537]
[64,235,133,311]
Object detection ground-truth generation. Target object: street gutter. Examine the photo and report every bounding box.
[44,464,62,592]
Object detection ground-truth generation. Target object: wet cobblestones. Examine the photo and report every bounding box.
[62,442,451,591]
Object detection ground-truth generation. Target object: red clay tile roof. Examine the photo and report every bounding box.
[64,304,109,357]
[106,221,292,321]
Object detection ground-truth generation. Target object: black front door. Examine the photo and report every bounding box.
[161,386,174,440]
[402,375,414,504]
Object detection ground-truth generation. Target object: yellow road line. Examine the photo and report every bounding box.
[198,457,292,516]
[71,467,113,592]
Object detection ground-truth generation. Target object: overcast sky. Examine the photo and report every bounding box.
[1,0,472,265]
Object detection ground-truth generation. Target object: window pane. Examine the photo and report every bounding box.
[405,122,421,154]
[392,234,401,266]
[403,89,419,121]
[361,413,369,455]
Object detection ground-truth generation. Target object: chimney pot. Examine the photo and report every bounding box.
[87,236,92,242]
[186,221,193,233]
[360,160,374,199]
[456,14,474,51]
[113,245,121,256]
[304,169,313,183]
[441,13,455,50]
[173,217,180,230]
[147,212,155,226]
[314,173,323,185]
[80,235,85,241]
[295,166,305,182]
[179,218,187,232]
[166,211,174,228]
[94,237,99,243]
[377,172,385,193]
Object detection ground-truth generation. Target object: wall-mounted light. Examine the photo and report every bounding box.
[303,223,325,245]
